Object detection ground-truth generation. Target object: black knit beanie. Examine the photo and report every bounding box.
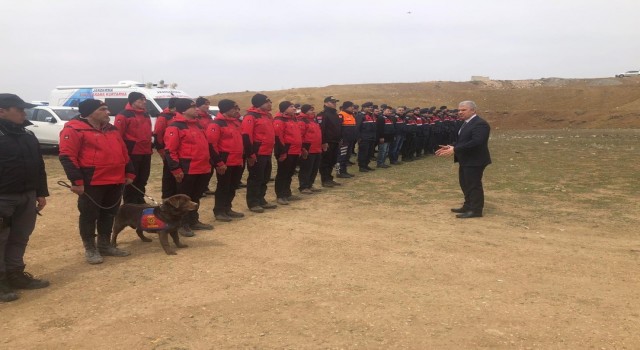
[168,97,178,109]
[279,101,293,113]
[175,98,195,113]
[218,99,237,114]
[79,99,106,118]
[251,93,269,107]
[300,104,314,114]
[128,92,146,104]
[195,96,209,107]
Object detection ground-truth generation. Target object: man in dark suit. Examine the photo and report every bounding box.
[435,101,491,218]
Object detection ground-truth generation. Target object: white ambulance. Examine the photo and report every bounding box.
[48,80,192,119]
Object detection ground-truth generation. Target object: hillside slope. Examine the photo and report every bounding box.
[206,77,640,130]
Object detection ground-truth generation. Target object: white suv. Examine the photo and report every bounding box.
[25,106,79,148]
[615,70,640,78]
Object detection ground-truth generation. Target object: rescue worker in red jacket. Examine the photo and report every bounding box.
[241,94,277,213]
[195,96,213,129]
[205,99,245,222]
[164,98,215,237]
[296,104,323,194]
[59,99,135,264]
[195,96,216,197]
[273,101,305,205]
[114,92,153,204]
[153,97,178,199]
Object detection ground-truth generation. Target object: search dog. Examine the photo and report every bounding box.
[111,194,197,255]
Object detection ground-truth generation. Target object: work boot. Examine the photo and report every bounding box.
[83,239,104,264]
[6,270,50,290]
[0,274,19,302]
[249,206,265,213]
[99,246,130,257]
[98,236,130,257]
[179,224,195,237]
[300,188,313,195]
[85,249,104,264]
[276,197,289,205]
[190,221,213,230]
[321,181,334,188]
[214,213,232,222]
[310,187,322,192]
[226,209,245,218]
[287,195,301,201]
[336,172,351,179]
[261,202,277,209]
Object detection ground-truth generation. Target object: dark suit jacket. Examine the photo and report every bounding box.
[453,115,491,167]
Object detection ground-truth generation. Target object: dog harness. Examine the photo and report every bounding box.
[139,208,168,232]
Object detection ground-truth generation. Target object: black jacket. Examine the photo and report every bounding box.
[377,114,396,143]
[357,112,377,141]
[0,118,49,197]
[454,116,492,167]
[319,106,341,144]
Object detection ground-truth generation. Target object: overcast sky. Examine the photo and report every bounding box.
[1,0,639,101]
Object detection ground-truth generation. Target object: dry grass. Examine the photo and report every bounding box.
[7,129,640,349]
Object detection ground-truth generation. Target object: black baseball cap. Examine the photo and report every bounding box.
[324,96,339,103]
[0,94,37,109]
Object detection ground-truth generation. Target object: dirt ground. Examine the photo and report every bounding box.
[2,130,640,349]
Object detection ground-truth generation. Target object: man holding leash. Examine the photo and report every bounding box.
[59,99,135,264]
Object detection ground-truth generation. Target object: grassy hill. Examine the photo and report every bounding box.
[206,77,640,130]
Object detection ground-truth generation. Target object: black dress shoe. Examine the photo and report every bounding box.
[456,211,483,219]
[450,207,468,213]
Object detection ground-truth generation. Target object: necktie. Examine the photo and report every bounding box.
[458,121,468,135]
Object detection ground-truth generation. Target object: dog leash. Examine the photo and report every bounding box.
[127,183,159,206]
[57,181,159,209]
[57,181,123,209]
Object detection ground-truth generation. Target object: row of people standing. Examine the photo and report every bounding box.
[317,97,465,182]
[56,92,330,264]
[57,92,467,265]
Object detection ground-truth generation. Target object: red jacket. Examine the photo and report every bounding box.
[114,104,153,155]
[241,107,275,158]
[205,113,244,167]
[153,108,175,152]
[59,117,135,186]
[297,113,322,154]
[273,113,302,156]
[164,114,212,175]
[196,109,213,130]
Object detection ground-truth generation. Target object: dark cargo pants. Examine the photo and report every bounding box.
[0,191,37,274]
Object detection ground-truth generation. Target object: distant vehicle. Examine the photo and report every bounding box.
[48,80,192,121]
[25,106,79,148]
[615,70,640,78]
